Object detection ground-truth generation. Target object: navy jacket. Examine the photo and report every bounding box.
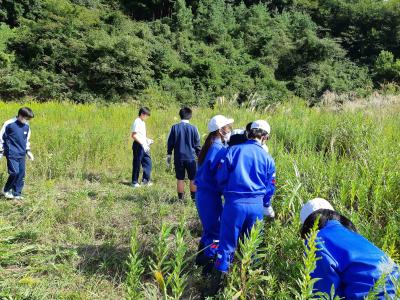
[195,139,227,192]
[0,118,31,159]
[217,140,276,205]
[167,121,201,161]
[311,220,399,299]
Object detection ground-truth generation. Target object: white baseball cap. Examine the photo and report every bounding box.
[232,129,245,135]
[251,120,271,134]
[208,115,234,132]
[300,198,335,224]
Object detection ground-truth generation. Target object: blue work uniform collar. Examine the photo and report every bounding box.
[213,137,223,145]
[246,139,263,147]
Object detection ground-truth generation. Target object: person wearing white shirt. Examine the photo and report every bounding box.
[131,107,153,187]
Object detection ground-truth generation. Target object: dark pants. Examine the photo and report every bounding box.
[4,157,26,196]
[132,142,152,184]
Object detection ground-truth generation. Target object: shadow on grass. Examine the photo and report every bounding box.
[76,244,130,282]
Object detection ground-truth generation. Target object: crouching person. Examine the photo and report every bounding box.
[205,120,276,295]
[300,198,400,299]
[0,107,35,200]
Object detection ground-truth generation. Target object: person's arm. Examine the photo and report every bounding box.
[311,247,341,297]
[216,149,231,188]
[263,157,276,207]
[167,126,175,156]
[0,122,6,158]
[26,127,34,160]
[194,127,201,157]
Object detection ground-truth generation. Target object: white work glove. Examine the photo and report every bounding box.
[0,151,3,160]
[263,206,275,218]
[147,138,154,146]
[26,151,34,161]
[143,144,150,154]
[166,155,172,168]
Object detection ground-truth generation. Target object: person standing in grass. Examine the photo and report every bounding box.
[300,198,400,299]
[206,120,276,294]
[195,115,234,272]
[0,107,35,200]
[166,107,201,200]
[131,107,153,188]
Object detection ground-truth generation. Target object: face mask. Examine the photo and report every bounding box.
[220,129,232,142]
[20,118,28,124]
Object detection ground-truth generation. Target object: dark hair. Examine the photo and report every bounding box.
[245,122,253,133]
[247,128,268,140]
[179,107,192,120]
[139,107,151,116]
[198,131,219,165]
[18,107,34,119]
[300,209,357,239]
[228,132,247,146]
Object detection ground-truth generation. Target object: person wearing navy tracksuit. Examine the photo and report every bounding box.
[167,107,201,200]
[0,107,35,200]
[210,120,276,286]
[300,198,399,299]
[195,115,234,270]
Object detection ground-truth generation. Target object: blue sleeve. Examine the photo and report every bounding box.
[216,149,231,189]
[167,126,175,155]
[194,127,201,157]
[311,246,341,297]
[263,157,276,207]
[210,147,227,171]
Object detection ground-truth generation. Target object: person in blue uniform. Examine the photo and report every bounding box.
[300,198,400,299]
[205,120,276,294]
[195,115,234,271]
[0,107,35,200]
[167,107,201,200]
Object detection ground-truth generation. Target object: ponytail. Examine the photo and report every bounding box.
[198,131,218,165]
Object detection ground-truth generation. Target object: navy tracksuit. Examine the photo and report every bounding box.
[195,139,227,259]
[311,220,399,299]
[167,121,201,180]
[215,140,276,272]
[132,142,152,184]
[0,118,31,196]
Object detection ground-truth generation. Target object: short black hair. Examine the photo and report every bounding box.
[179,107,192,120]
[247,128,268,140]
[139,107,151,116]
[245,122,253,133]
[18,107,34,119]
[300,209,357,239]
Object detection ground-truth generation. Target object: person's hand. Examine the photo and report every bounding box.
[26,151,35,161]
[166,155,172,168]
[147,138,154,146]
[0,151,3,160]
[143,144,150,154]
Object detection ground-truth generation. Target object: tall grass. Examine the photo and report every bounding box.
[1,100,399,299]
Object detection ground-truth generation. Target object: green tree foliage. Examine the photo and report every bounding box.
[0,0,398,104]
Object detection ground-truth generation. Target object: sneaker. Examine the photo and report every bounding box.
[263,206,275,218]
[3,191,14,199]
[130,183,141,188]
[142,181,153,187]
[202,268,226,297]
[14,195,24,200]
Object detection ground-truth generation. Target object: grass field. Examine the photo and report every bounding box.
[0,100,399,299]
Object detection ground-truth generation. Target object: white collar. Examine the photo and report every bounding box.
[181,120,190,123]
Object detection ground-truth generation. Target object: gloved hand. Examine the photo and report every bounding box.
[166,155,172,168]
[26,151,35,161]
[147,138,154,146]
[263,206,275,218]
[0,151,3,160]
[143,144,150,154]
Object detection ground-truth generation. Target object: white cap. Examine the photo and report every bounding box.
[251,120,271,134]
[232,129,245,135]
[300,198,334,224]
[208,115,234,132]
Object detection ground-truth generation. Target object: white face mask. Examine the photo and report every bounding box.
[220,129,232,142]
[20,118,28,124]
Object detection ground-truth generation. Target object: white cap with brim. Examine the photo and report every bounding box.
[300,198,335,224]
[251,120,271,134]
[232,129,245,135]
[208,115,234,132]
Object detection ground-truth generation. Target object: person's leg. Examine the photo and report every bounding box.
[214,201,246,273]
[175,160,185,199]
[241,201,264,239]
[13,158,26,196]
[141,151,152,183]
[132,143,143,184]
[177,180,185,199]
[4,158,19,193]
[187,160,197,201]
[195,189,223,263]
